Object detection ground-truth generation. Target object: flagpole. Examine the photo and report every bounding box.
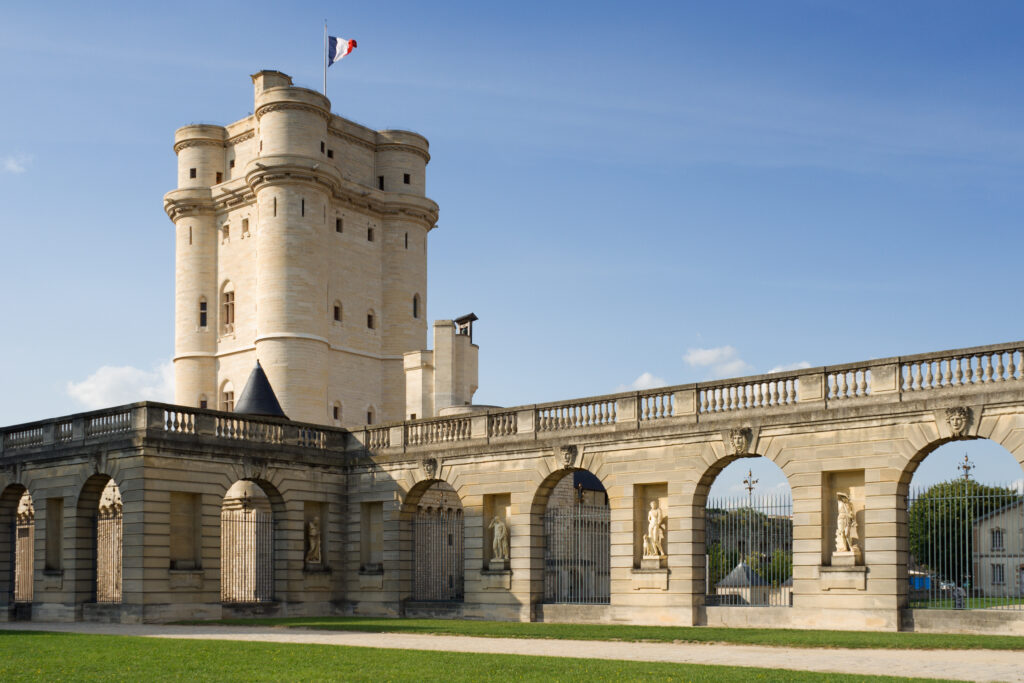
[323,20,328,97]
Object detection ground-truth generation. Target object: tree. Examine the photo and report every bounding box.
[908,479,1020,587]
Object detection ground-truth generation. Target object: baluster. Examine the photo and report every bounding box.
[840,372,850,399]
[1008,352,1017,381]
[911,363,923,391]
[994,353,1005,382]
[858,370,868,396]
[922,362,933,390]
[769,380,779,406]
[951,358,961,386]
[965,356,976,384]
[983,354,994,383]
[700,390,709,413]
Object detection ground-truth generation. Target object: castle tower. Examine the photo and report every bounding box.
[164,71,438,426]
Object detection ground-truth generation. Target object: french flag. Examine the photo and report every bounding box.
[328,36,357,66]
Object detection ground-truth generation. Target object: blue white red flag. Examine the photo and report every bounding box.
[328,36,357,66]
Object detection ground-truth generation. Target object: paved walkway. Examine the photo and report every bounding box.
[1,621,1020,682]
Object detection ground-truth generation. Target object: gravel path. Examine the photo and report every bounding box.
[1,621,1019,682]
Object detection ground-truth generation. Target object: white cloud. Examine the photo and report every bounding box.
[2,154,31,174]
[616,371,667,392]
[767,361,812,374]
[66,361,174,409]
[684,345,754,379]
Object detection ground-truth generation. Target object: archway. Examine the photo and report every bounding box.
[75,475,122,604]
[0,485,32,611]
[535,469,610,605]
[403,480,463,602]
[701,451,793,607]
[220,480,278,603]
[902,437,1024,611]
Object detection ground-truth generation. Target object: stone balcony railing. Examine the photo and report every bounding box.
[3,341,1024,459]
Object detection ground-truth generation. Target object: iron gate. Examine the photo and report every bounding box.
[413,508,463,601]
[13,515,33,603]
[221,509,274,603]
[543,504,610,604]
[96,508,122,604]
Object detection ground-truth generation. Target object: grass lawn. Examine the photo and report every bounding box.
[0,631,955,682]
[909,597,1024,609]
[182,615,1024,651]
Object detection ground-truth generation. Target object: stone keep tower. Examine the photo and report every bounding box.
[164,70,438,426]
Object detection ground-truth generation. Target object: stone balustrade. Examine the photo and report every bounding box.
[4,341,1024,459]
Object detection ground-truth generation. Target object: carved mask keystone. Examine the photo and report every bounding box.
[946,407,970,438]
[728,428,751,456]
[559,445,578,469]
[422,457,438,479]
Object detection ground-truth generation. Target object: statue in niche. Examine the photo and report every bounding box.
[306,516,322,564]
[834,492,857,553]
[645,501,666,556]
[946,406,970,438]
[488,516,509,560]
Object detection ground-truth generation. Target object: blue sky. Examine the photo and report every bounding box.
[2,1,1024,491]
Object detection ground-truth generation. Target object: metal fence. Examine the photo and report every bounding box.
[96,509,122,604]
[543,504,611,604]
[13,517,33,602]
[908,479,1024,610]
[221,509,275,603]
[413,508,464,601]
[705,494,793,607]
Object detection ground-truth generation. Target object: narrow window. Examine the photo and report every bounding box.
[377,176,384,191]
[301,198,305,217]
[403,173,410,185]
[188,226,193,245]
[242,218,250,237]
[321,141,325,154]
[404,232,409,249]
[367,227,374,242]
[367,312,375,329]
[199,300,208,328]
[45,498,63,571]
[223,391,234,412]
[993,563,1005,584]
[199,398,208,409]
[336,218,343,233]
[222,289,235,334]
[410,413,416,420]
[215,171,223,183]
[332,405,340,420]
[333,305,341,322]
[221,224,230,243]
[229,158,235,169]
[366,409,374,424]
[412,294,419,319]
[273,197,277,217]
[260,140,263,152]
[327,149,334,159]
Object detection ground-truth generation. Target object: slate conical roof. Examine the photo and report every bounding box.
[234,361,287,419]
[716,561,769,588]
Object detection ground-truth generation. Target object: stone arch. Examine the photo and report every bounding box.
[73,473,122,605]
[529,462,610,607]
[691,443,794,608]
[398,477,464,603]
[0,483,31,613]
[220,478,285,604]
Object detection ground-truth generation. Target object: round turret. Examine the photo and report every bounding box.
[374,130,429,195]
[174,125,227,189]
[254,85,330,159]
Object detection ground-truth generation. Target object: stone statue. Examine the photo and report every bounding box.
[834,492,856,553]
[728,428,750,456]
[646,501,666,556]
[488,515,509,560]
[306,516,322,564]
[560,445,578,469]
[946,407,970,438]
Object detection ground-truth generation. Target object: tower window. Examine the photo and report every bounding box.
[404,232,409,249]
[222,224,230,243]
[273,197,277,217]
[222,288,235,334]
[188,226,192,245]
[333,404,340,420]
[367,409,374,424]
[222,391,234,412]
[321,141,325,154]
[367,312,375,329]
[367,227,374,242]
[333,305,341,322]
[229,158,235,169]
[403,173,410,185]
[189,168,197,179]
[199,398,208,409]
[327,149,334,159]
[215,172,223,183]
[377,176,384,191]
[199,300,208,328]
[412,294,419,319]
[301,198,305,217]
[336,218,343,233]
[242,218,250,237]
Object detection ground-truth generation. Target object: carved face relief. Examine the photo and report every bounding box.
[946,407,970,438]
[422,457,438,479]
[560,445,578,469]
[728,428,750,456]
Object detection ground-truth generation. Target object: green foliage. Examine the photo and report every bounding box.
[0,631,957,682]
[707,506,793,585]
[908,479,1021,586]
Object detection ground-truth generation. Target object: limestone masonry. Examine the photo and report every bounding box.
[2,70,1023,634]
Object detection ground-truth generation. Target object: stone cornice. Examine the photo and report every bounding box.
[255,101,330,122]
[376,142,431,164]
[226,130,255,146]
[163,191,216,221]
[173,138,224,155]
[328,126,376,152]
